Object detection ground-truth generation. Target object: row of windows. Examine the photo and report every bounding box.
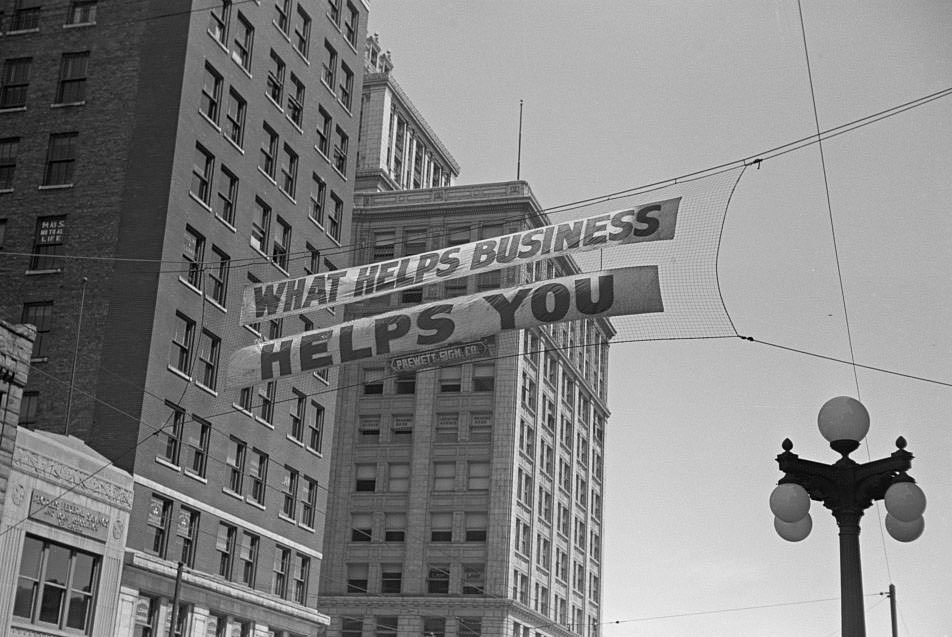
[131,595,301,637]
[0,52,88,111]
[14,535,98,633]
[349,510,488,544]
[352,460,491,493]
[341,615,480,637]
[386,106,454,190]
[361,362,495,395]
[346,562,485,597]
[2,0,96,33]
[0,132,77,189]
[356,411,493,445]
[145,494,313,604]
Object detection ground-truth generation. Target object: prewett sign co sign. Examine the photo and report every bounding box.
[389,340,491,373]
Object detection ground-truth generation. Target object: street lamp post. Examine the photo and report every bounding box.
[769,396,926,637]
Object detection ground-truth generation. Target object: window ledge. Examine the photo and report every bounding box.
[265,93,284,113]
[278,513,297,525]
[200,110,222,131]
[224,135,245,154]
[314,147,331,163]
[278,188,296,205]
[29,356,49,364]
[321,80,336,97]
[306,447,323,459]
[338,100,353,117]
[231,55,253,79]
[183,470,208,484]
[271,21,291,42]
[178,276,203,295]
[333,166,348,181]
[247,500,266,511]
[25,268,62,276]
[232,403,254,417]
[207,31,229,52]
[5,28,40,36]
[206,297,228,313]
[214,213,237,233]
[63,22,96,29]
[188,192,214,212]
[38,183,74,190]
[286,434,305,447]
[167,366,193,382]
[292,47,310,66]
[195,382,219,397]
[255,416,275,430]
[257,166,277,184]
[222,488,245,501]
[51,100,86,108]
[0,106,27,113]
[300,524,315,533]
[287,117,303,134]
[155,457,181,472]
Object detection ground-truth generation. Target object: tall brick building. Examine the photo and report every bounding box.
[317,43,609,637]
[0,1,368,634]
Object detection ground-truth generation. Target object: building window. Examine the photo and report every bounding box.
[183,225,205,288]
[426,565,449,594]
[465,512,487,542]
[1,58,31,108]
[162,402,185,465]
[387,463,409,492]
[328,192,342,240]
[432,462,455,491]
[266,50,284,104]
[0,137,18,189]
[343,1,359,46]
[341,618,363,637]
[207,0,230,44]
[293,6,311,57]
[274,0,290,33]
[380,564,402,594]
[422,618,445,637]
[133,595,159,637]
[30,215,66,271]
[21,302,53,358]
[327,0,341,24]
[315,106,331,157]
[251,197,271,253]
[178,508,200,566]
[187,417,210,477]
[13,535,100,632]
[391,415,412,441]
[347,563,368,593]
[384,513,405,542]
[439,366,461,392]
[56,52,89,104]
[338,63,353,109]
[217,523,237,578]
[226,437,246,493]
[362,367,384,394]
[309,172,326,225]
[272,216,291,269]
[281,466,299,517]
[321,41,336,88]
[372,230,395,261]
[248,448,268,505]
[258,381,276,423]
[19,391,38,427]
[293,554,310,604]
[300,476,317,527]
[350,513,372,542]
[272,546,290,597]
[476,270,501,292]
[469,413,492,442]
[199,64,222,125]
[147,495,172,557]
[333,126,348,174]
[238,532,258,587]
[435,414,458,442]
[289,390,305,442]
[308,400,324,453]
[260,123,278,178]
[430,512,452,542]
[457,618,481,637]
[190,143,214,205]
[233,13,254,71]
[354,464,376,492]
[170,312,195,374]
[358,415,380,443]
[280,145,298,197]
[208,246,230,305]
[467,461,490,490]
[67,0,98,25]
[472,363,495,392]
[225,88,246,147]
[43,132,78,186]
[287,73,304,127]
[462,565,485,595]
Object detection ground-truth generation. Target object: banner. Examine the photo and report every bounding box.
[239,198,680,325]
[227,266,662,387]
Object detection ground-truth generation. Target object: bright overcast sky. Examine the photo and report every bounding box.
[368,3,952,635]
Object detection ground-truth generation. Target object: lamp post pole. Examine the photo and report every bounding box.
[769,397,926,637]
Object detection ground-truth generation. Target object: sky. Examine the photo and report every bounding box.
[367,2,952,636]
